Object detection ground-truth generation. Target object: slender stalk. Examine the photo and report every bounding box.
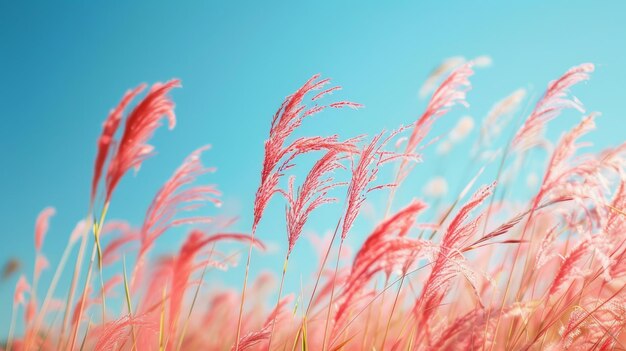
[95,202,110,323]
[58,213,90,351]
[233,228,256,350]
[33,238,75,337]
[78,316,92,351]
[23,248,45,348]
[267,254,289,350]
[175,244,216,351]
[328,261,432,349]
[321,239,344,351]
[305,215,343,316]
[480,95,535,351]
[66,204,108,351]
[6,304,17,351]
[290,214,343,351]
[480,148,514,351]
[381,274,406,349]
[69,244,97,351]
[370,276,389,346]
[37,310,61,351]
[299,276,308,351]
[159,285,167,351]
[489,194,541,351]
[122,256,137,351]
[359,281,376,349]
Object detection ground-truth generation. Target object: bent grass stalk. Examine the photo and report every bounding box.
[321,239,344,351]
[69,244,97,351]
[58,210,92,351]
[69,202,109,351]
[159,284,167,351]
[32,235,77,337]
[6,303,17,351]
[95,202,110,323]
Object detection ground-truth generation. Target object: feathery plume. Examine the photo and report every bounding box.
[353,200,428,275]
[342,130,410,239]
[478,88,526,148]
[334,201,428,329]
[105,80,181,202]
[542,114,597,189]
[548,237,592,297]
[511,63,594,152]
[232,295,292,351]
[431,309,491,350]
[168,231,208,348]
[93,315,149,351]
[102,229,140,267]
[139,146,221,260]
[419,56,489,99]
[253,74,361,232]
[91,84,145,202]
[167,230,264,348]
[413,183,494,328]
[14,275,31,305]
[284,149,348,254]
[34,207,55,252]
[398,62,474,183]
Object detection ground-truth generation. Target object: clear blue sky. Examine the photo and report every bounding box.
[1,1,625,332]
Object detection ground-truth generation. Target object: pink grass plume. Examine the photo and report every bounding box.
[34,207,55,252]
[412,183,495,336]
[14,275,31,305]
[284,148,350,254]
[91,84,146,202]
[139,146,221,260]
[334,201,428,330]
[34,255,49,280]
[397,62,474,184]
[512,63,594,153]
[342,129,412,239]
[253,74,361,233]
[105,79,181,202]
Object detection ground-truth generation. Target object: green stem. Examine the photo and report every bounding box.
[233,228,256,350]
[268,254,289,350]
[122,256,137,351]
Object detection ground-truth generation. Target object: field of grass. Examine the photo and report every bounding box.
[3,58,626,350]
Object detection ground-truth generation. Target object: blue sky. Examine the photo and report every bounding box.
[1,1,625,334]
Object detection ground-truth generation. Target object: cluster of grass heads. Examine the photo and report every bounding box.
[3,59,626,351]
